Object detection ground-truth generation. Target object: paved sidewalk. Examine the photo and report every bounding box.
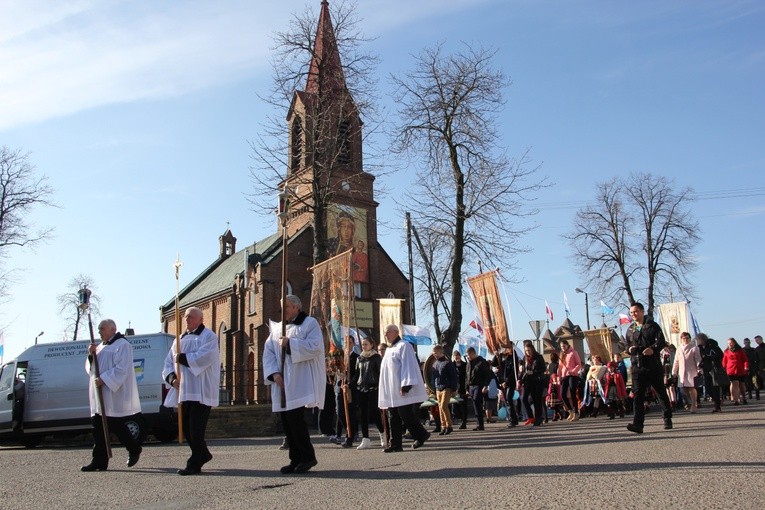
[1,401,763,509]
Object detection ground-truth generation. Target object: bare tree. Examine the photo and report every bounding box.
[247,0,383,264]
[392,43,546,353]
[567,172,699,317]
[0,146,56,301]
[57,274,102,341]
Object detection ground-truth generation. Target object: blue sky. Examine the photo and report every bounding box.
[1,0,764,360]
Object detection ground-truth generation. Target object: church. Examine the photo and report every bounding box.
[159,1,410,405]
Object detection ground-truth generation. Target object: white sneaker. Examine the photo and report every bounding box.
[379,432,386,447]
[357,438,371,450]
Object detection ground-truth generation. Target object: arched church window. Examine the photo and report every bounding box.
[290,116,303,173]
[338,119,350,165]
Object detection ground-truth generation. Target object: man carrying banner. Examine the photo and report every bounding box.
[263,295,326,474]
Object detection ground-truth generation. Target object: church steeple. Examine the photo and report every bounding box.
[305,0,347,95]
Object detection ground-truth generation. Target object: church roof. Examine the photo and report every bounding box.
[160,229,288,313]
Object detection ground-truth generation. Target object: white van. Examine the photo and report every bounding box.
[0,333,178,447]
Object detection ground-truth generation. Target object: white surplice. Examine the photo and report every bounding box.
[263,315,326,413]
[85,335,141,417]
[162,327,220,408]
[378,338,427,409]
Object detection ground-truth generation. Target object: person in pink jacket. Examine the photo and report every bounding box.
[722,338,749,405]
[557,340,582,421]
[672,332,702,413]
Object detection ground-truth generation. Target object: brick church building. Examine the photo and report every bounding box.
[159,1,410,405]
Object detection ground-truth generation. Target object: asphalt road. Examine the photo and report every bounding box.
[1,401,763,510]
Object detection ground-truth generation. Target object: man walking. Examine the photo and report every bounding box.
[466,347,493,431]
[162,307,221,476]
[263,295,326,474]
[81,319,143,472]
[378,325,430,451]
[625,303,673,434]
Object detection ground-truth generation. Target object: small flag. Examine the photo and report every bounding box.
[563,292,571,318]
[619,313,632,325]
[469,317,484,335]
[545,301,554,321]
[600,300,615,315]
[402,325,433,346]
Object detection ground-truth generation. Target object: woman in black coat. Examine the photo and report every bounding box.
[521,340,547,426]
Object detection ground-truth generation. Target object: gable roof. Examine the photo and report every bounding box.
[160,230,284,313]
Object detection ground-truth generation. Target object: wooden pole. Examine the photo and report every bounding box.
[84,293,112,459]
[174,256,184,444]
[279,189,289,409]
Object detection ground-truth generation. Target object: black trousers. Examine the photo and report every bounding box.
[90,413,141,468]
[453,391,469,425]
[388,404,428,448]
[469,385,484,426]
[502,388,519,424]
[280,407,316,466]
[334,387,358,439]
[703,373,721,407]
[524,381,545,425]
[632,368,672,428]
[181,401,211,470]
[357,389,383,438]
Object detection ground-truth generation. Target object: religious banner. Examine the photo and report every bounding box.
[327,204,369,283]
[309,250,355,355]
[467,271,511,354]
[584,328,615,363]
[378,298,404,345]
[657,302,691,349]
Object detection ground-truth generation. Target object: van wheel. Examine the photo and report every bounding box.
[21,435,44,448]
[153,427,177,443]
[125,418,146,445]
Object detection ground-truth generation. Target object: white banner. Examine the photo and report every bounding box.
[657,302,691,349]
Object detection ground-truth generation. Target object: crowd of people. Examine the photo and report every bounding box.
[319,305,764,452]
[80,298,763,476]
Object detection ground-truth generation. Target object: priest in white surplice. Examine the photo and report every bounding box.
[378,324,430,452]
[162,307,220,476]
[263,294,326,475]
[81,319,143,472]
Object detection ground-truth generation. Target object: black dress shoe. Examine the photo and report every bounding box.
[293,459,317,473]
[278,439,289,450]
[177,467,201,476]
[127,447,142,467]
[280,464,297,474]
[383,446,403,453]
[201,451,213,466]
[80,463,107,472]
[663,419,673,430]
[412,440,426,449]
[472,426,484,431]
[626,424,643,434]
[458,423,467,430]
[444,427,453,435]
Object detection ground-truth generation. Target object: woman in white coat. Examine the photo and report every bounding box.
[672,332,702,413]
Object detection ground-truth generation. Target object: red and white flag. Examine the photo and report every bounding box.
[469,317,484,335]
[619,313,632,325]
[545,301,554,321]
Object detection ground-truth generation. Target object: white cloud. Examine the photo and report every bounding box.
[0,0,493,132]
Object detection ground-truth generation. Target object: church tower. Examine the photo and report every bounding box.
[283,0,378,299]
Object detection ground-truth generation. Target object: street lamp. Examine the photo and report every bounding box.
[34,331,44,345]
[575,288,590,330]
